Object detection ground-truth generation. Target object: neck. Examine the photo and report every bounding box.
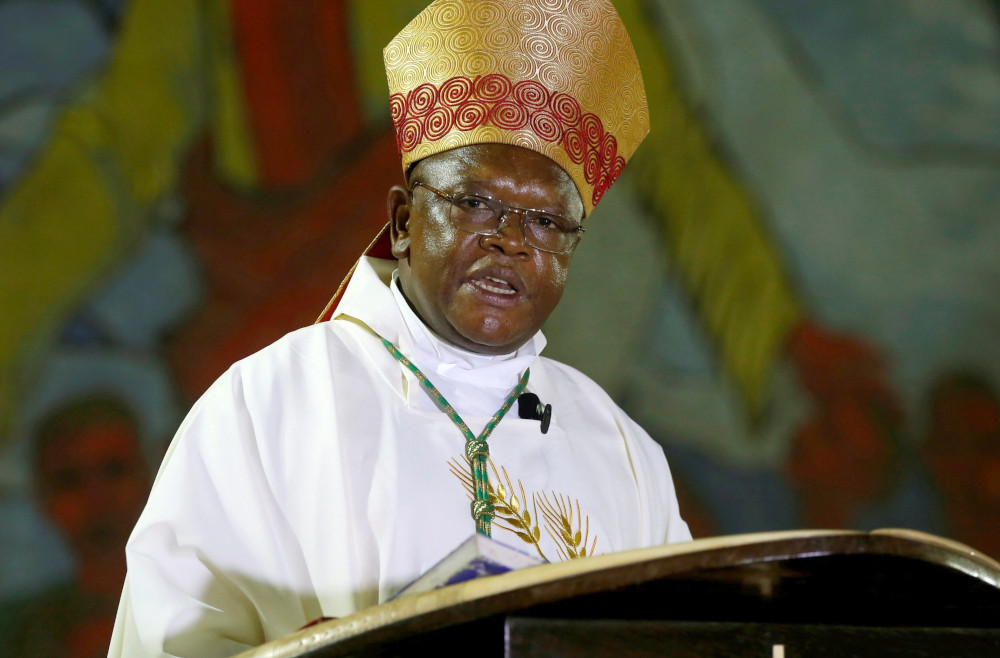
[387,270,540,416]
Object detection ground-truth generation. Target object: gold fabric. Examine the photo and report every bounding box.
[384,0,649,215]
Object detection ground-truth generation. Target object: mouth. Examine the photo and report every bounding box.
[464,265,525,305]
[83,519,128,550]
[471,275,517,296]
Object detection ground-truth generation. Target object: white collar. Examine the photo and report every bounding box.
[335,257,545,415]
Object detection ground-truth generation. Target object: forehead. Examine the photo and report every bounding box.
[38,418,140,458]
[412,144,584,218]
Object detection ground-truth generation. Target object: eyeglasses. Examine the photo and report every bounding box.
[410,181,585,254]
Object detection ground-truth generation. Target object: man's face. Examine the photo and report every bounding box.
[390,144,584,355]
[36,418,150,560]
[927,388,1000,513]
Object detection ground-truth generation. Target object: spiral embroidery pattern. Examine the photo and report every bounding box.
[390,74,627,207]
[384,0,648,213]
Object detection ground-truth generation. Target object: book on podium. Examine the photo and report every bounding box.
[392,534,545,600]
[239,529,1000,658]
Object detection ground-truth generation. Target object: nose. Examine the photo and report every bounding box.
[479,210,530,255]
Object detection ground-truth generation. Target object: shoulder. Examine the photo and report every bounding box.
[533,355,669,463]
[531,356,635,427]
[217,320,384,394]
[229,321,364,374]
[174,320,379,449]
[532,356,616,403]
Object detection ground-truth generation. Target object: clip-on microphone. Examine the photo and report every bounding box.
[517,393,552,434]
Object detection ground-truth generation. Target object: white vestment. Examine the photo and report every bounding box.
[110,257,690,657]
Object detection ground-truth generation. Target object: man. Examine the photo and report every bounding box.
[111,1,690,654]
[5,395,149,657]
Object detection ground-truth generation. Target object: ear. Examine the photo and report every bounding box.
[387,185,412,260]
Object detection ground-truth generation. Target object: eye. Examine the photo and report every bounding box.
[531,213,574,232]
[454,195,492,213]
[102,458,128,480]
[47,467,84,494]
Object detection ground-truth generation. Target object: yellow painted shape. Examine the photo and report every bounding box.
[349,0,431,125]
[0,0,208,437]
[206,0,258,189]
[614,0,804,418]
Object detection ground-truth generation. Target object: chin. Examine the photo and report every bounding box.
[455,328,527,355]
[460,336,517,354]
[468,319,528,349]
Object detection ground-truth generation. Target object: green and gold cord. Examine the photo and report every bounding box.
[378,337,529,536]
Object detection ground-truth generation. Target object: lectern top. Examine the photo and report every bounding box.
[238,529,1000,658]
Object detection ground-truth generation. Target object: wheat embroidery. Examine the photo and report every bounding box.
[448,457,547,560]
[449,456,598,561]
[537,491,598,560]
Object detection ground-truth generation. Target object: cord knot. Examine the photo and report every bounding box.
[465,438,490,461]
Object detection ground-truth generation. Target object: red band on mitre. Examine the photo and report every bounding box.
[389,73,627,208]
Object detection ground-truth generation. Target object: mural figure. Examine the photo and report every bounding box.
[3,395,150,657]
[785,387,902,528]
[924,372,1000,558]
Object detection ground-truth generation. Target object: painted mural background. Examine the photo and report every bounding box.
[1,0,998,654]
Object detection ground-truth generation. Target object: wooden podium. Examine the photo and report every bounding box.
[238,530,1000,657]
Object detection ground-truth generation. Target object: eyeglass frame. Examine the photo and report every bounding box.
[409,180,586,254]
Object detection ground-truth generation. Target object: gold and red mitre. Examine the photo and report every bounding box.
[384,0,649,216]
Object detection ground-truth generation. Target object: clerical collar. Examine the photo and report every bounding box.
[335,257,545,416]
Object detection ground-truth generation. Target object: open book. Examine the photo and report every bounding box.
[393,534,545,599]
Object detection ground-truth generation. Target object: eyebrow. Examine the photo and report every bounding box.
[457,180,577,216]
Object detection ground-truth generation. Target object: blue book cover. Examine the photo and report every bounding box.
[393,534,546,599]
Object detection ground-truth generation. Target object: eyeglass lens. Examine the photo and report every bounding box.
[449,194,580,253]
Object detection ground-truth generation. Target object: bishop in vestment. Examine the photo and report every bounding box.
[111,1,691,655]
